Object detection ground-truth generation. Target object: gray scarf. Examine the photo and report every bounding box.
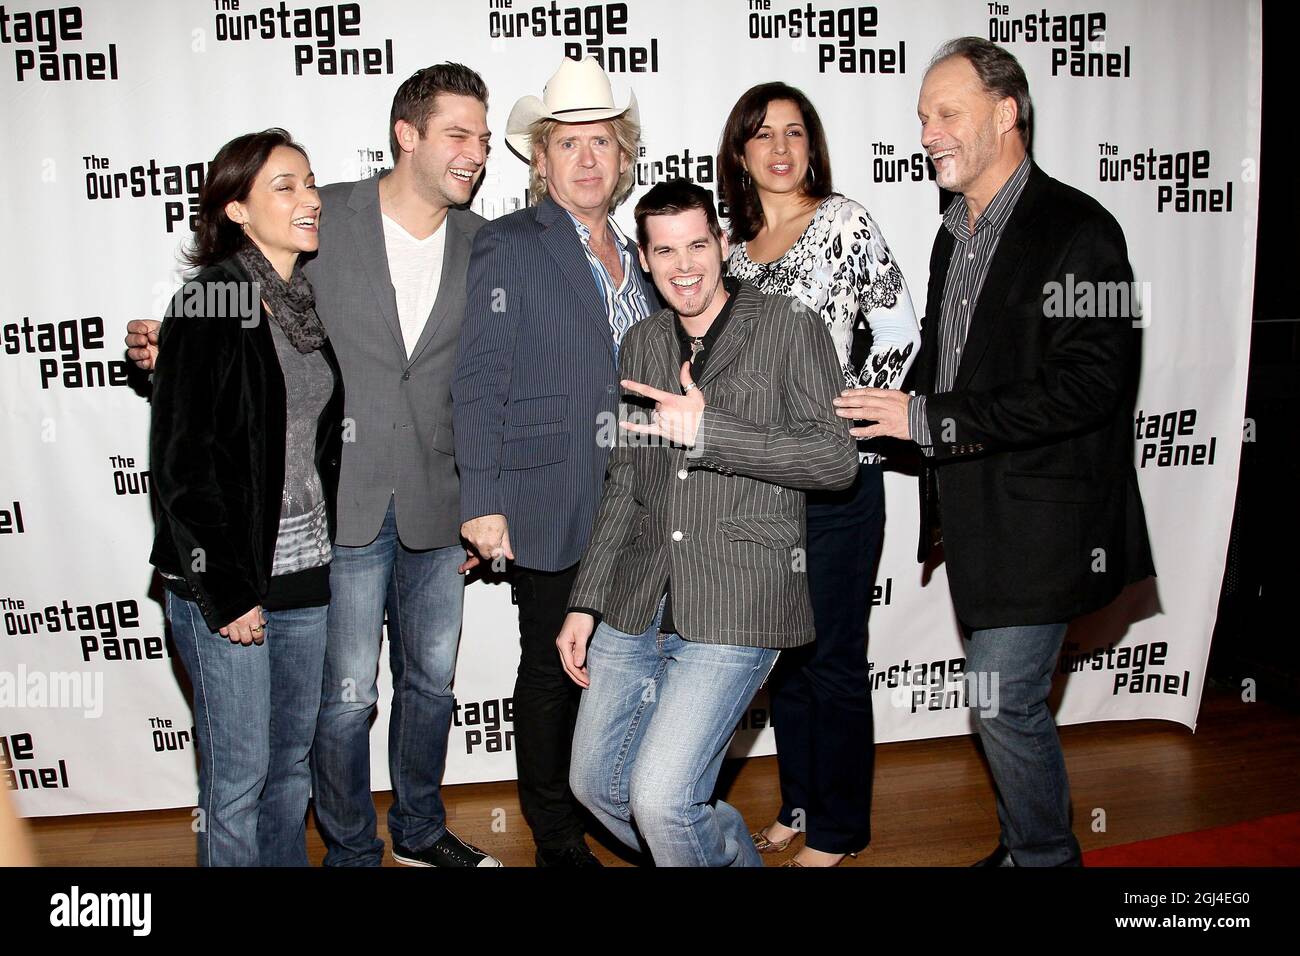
[236,243,326,354]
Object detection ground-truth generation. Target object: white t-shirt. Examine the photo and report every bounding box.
[382,213,446,358]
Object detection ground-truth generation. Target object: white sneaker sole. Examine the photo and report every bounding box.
[392,849,503,868]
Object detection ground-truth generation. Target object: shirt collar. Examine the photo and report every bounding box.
[944,155,1032,241]
[674,276,740,340]
[566,210,630,251]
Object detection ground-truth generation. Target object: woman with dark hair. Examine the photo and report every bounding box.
[149,129,344,866]
[719,83,920,867]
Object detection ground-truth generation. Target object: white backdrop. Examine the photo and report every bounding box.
[0,0,1261,816]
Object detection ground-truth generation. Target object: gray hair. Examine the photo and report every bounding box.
[929,36,1032,150]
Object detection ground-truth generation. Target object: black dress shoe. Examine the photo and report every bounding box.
[971,844,1016,867]
[535,843,603,868]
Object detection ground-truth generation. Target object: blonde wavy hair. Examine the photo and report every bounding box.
[526,114,640,208]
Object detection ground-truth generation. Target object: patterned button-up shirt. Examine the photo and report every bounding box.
[567,211,652,357]
[909,156,1032,449]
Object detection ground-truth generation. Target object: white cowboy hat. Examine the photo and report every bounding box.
[505,56,639,160]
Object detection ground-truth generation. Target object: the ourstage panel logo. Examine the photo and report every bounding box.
[452,696,514,754]
[1,595,169,663]
[987,4,1133,77]
[868,140,936,184]
[211,0,395,76]
[1059,640,1190,697]
[0,5,119,81]
[2,315,131,389]
[487,1,659,73]
[1,731,70,792]
[745,2,906,75]
[634,145,715,188]
[1098,145,1233,214]
[82,154,209,234]
[1135,408,1218,469]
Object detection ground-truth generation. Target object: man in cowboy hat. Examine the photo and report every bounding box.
[453,56,658,867]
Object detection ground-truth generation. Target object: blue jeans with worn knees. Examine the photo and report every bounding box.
[167,591,327,866]
[569,613,779,867]
[311,499,464,866]
[963,622,1082,867]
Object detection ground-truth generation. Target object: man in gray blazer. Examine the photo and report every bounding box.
[127,64,500,868]
[557,179,858,866]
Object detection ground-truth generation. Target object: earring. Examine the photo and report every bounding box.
[808,167,816,184]
[742,170,750,190]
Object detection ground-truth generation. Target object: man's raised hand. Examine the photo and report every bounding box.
[619,361,705,447]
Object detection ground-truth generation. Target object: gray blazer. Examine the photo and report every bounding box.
[568,281,858,649]
[306,176,484,549]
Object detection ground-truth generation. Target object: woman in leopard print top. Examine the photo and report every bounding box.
[719,81,920,867]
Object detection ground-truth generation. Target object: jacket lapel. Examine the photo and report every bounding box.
[695,282,757,390]
[346,177,406,358]
[536,197,618,366]
[953,165,1048,391]
[406,207,469,365]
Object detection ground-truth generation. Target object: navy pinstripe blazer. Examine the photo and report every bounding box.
[452,196,660,572]
[568,281,859,649]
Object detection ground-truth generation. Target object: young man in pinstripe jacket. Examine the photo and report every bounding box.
[556,179,858,866]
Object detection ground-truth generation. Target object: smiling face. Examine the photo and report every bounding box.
[396,92,490,208]
[638,207,729,321]
[537,120,629,220]
[917,55,1015,201]
[225,145,319,276]
[742,98,810,198]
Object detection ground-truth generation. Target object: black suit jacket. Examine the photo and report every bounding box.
[906,163,1154,629]
[149,255,345,631]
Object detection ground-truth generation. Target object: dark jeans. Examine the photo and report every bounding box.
[770,462,883,854]
[512,562,587,851]
[964,621,1082,866]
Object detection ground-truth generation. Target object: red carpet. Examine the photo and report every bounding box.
[1084,812,1300,866]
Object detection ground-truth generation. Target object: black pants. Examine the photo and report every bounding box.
[511,562,586,851]
[770,463,884,854]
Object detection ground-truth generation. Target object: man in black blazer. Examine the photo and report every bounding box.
[842,38,1154,866]
[453,57,658,867]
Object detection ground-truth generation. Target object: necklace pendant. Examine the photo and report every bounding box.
[690,338,705,363]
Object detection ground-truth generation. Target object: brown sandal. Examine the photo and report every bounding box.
[751,826,802,853]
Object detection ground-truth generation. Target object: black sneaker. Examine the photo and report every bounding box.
[393,831,503,868]
[535,843,603,868]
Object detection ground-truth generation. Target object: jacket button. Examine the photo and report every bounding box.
[677,469,688,480]
[402,371,411,381]
[671,530,684,542]
[607,384,616,394]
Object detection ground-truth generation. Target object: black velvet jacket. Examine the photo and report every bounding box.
[149,255,344,632]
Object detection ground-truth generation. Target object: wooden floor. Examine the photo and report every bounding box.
[24,685,1300,867]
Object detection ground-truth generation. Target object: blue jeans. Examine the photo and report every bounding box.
[311,500,464,866]
[166,591,327,867]
[569,610,779,867]
[964,622,1082,866]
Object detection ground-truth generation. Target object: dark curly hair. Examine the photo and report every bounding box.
[183,128,309,270]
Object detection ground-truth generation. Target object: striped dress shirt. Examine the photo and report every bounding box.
[567,211,652,356]
[909,156,1032,448]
